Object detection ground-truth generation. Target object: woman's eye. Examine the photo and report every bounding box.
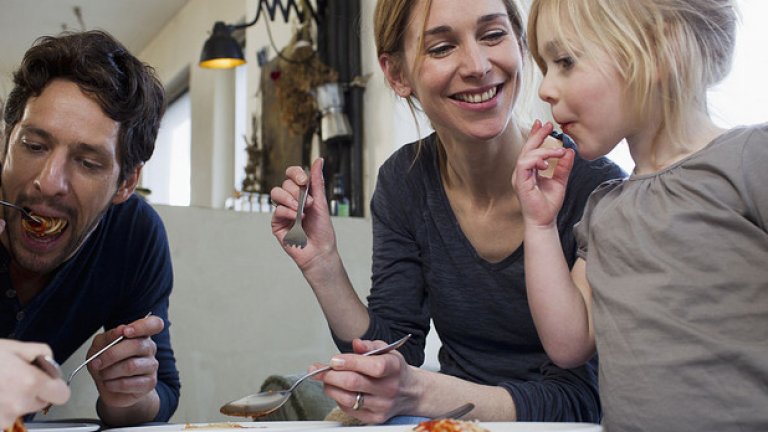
[482,29,508,43]
[427,43,454,58]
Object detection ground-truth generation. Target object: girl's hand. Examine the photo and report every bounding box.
[512,121,575,228]
[270,158,338,270]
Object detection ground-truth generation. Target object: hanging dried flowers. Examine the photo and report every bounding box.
[273,20,338,136]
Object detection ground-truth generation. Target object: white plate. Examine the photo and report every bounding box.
[312,423,601,432]
[26,423,100,432]
[105,421,341,432]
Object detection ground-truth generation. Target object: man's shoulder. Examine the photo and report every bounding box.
[97,194,167,249]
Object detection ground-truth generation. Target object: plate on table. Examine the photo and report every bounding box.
[104,421,341,432]
[311,423,601,432]
[26,423,100,432]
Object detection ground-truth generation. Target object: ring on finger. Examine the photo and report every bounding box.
[352,392,365,411]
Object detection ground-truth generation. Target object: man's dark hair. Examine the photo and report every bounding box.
[3,30,165,185]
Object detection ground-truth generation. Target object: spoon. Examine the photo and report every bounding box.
[0,199,42,223]
[433,402,475,420]
[220,333,412,418]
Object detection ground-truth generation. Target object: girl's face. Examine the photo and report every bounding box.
[392,0,523,143]
[535,17,638,160]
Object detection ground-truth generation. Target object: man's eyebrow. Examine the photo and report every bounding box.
[18,125,54,141]
[424,13,509,37]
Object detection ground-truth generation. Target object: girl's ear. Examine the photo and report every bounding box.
[379,53,413,98]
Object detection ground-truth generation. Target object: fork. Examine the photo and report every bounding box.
[283,169,310,249]
[0,199,42,223]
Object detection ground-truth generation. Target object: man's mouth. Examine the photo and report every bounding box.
[452,85,500,104]
[21,212,69,238]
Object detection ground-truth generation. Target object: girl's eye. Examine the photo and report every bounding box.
[554,55,575,69]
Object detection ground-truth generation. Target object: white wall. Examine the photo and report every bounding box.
[46,207,374,423]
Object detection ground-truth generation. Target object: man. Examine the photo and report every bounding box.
[0,30,180,426]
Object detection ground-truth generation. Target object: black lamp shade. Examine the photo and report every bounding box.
[199,21,246,69]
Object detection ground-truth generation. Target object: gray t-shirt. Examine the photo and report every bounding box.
[576,124,768,431]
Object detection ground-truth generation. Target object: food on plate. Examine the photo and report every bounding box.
[4,418,26,432]
[413,419,489,432]
[183,423,264,430]
[21,214,68,237]
[538,131,565,179]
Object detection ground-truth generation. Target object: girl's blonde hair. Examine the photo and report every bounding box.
[528,0,737,144]
[373,0,529,156]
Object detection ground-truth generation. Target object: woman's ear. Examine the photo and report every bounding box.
[112,163,143,205]
[379,53,413,98]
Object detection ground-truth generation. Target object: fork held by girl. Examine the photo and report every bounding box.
[514,0,768,430]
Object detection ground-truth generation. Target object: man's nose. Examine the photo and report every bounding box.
[34,153,69,197]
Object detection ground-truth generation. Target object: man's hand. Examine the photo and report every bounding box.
[87,315,163,425]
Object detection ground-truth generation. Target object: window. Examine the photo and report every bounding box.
[142,89,191,206]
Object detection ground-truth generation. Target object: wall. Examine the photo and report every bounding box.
[47,206,374,423]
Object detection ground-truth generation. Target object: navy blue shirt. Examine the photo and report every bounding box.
[1,194,180,422]
[334,133,625,422]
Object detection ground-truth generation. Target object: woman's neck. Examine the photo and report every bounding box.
[438,123,525,203]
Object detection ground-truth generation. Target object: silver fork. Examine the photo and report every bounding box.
[283,169,310,249]
[0,199,42,223]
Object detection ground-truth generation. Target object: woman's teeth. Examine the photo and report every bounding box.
[455,86,498,103]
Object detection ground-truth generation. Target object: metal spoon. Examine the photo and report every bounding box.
[433,402,475,420]
[220,333,412,418]
[0,199,42,223]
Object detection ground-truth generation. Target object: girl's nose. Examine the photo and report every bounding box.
[538,71,559,105]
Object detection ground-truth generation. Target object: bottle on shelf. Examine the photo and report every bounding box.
[329,173,350,217]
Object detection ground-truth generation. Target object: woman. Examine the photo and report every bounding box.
[270,0,623,424]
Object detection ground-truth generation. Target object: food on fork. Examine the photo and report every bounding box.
[538,131,565,179]
[21,213,68,237]
[4,418,26,432]
[413,419,489,432]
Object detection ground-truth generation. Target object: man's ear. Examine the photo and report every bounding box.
[112,163,143,205]
[379,54,413,98]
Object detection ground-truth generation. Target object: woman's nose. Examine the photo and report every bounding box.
[460,43,491,79]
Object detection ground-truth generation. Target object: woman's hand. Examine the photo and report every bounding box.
[512,120,575,229]
[271,158,338,270]
[313,339,418,424]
